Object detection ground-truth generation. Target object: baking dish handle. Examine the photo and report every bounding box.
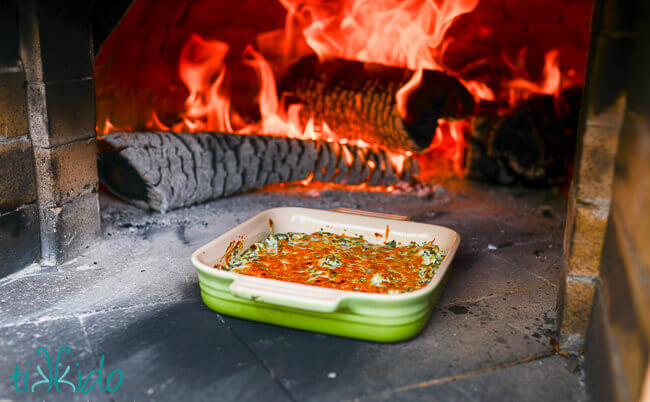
[330,207,410,221]
[229,277,341,313]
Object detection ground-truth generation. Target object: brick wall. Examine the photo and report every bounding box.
[559,0,650,399]
[18,0,102,265]
[94,0,594,130]
[556,0,631,351]
[0,0,40,275]
[0,0,101,274]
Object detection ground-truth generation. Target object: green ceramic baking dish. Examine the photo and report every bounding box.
[191,207,460,342]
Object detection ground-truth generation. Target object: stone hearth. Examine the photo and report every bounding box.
[0,184,587,400]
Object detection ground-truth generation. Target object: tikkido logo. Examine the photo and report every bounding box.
[10,346,123,394]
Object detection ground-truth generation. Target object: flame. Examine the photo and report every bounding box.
[175,35,233,132]
[395,68,424,120]
[421,119,469,175]
[97,0,576,193]
[146,111,170,131]
[279,0,480,70]
[462,80,495,101]
[98,117,119,136]
[505,49,562,105]
[263,179,401,195]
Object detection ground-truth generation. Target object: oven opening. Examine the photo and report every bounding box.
[1,0,648,400]
[94,0,586,212]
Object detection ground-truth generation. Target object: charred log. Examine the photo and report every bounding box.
[278,56,474,154]
[98,132,419,212]
[464,91,578,186]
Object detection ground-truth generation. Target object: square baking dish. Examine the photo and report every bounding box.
[191,207,460,342]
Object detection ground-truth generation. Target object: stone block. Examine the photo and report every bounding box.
[0,70,28,138]
[24,81,48,143]
[34,1,94,82]
[0,136,37,213]
[0,0,20,69]
[234,286,559,400]
[82,301,289,401]
[572,124,619,204]
[45,79,96,145]
[557,275,596,351]
[590,0,636,36]
[439,250,546,306]
[0,204,40,277]
[599,220,649,401]
[583,288,617,402]
[564,197,609,276]
[39,191,100,264]
[377,356,586,401]
[612,114,650,276]
[33,138,98,207]
[0,317,109,399]
[489,240,563,286]
[626,19,650,116]
[26,79,95,148]
[582,35,634,128]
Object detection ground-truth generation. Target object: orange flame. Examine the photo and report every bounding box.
[462,80,495,101]
[97,1,576,192]
[175,34,232,132]
[506,49,562,105]
[98,117,119,136]
[279,0,479,70]
[395,68,424,120]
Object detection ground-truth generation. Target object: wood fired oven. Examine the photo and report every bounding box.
[0,0,647,399]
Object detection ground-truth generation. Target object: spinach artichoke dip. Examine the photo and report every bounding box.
[215,231,446,294]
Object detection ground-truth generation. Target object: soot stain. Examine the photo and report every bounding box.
[448,305,469,315]
[176,225,190,246]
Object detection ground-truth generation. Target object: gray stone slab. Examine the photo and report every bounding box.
[0,317,109,401]
[501,208,566,242]
[434,217,543,255]
[0,242,200,325]
[0,204,41,277]
[0,185,560,325]
[230,286,558,401]
[222,316,300,346]
[0,184,576,400]
[81,300,290,401]
[439,251,547,306]
[488,239,563,286]
[367,355,586,401]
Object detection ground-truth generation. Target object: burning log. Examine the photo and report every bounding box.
[464,92,578,185]
[278,56,475,153]
[98,132,419,212]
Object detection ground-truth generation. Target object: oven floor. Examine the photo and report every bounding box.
[0,183,587,401]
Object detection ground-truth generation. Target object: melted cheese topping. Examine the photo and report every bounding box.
[215,231,446,294]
